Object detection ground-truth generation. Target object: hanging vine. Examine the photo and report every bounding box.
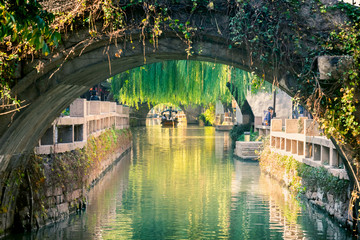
[320,3,360,150]
[1,0,359,166]
[230,1,360,160]
[0,0,209,116]
[0,0,61,114]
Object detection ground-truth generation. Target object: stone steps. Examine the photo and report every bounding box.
[235,141,262,159]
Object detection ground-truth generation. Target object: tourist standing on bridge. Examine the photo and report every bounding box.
[263,106,274,126]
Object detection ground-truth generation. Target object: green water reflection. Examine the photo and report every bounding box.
[7,126,353,239]
[119,127,233,239]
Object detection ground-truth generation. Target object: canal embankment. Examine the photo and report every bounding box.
[259,143,351,227]
[248,118,353,230]
[2,126,354,239]
[11,100,132,232]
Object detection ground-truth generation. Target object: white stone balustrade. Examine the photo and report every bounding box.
[35,99,130,154]
[270,118,348,180]
[254,116,271,136]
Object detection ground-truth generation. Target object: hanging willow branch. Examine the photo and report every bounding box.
[110,60,272,107]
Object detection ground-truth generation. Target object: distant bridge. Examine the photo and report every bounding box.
[0,0,357,234]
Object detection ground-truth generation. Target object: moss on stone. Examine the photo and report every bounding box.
[259,142,350,199]
[14,127,132,231]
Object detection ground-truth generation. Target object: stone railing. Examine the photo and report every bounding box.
[35,99,130,154]
[254,116,288,137]
[254,116,271,136]
[270,118,348,180]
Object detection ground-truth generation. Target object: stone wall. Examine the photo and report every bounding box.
[182,105,203,124]
[13,128,132,232]
[303,186,351,228]
[246,88,292,120]
[259,145,352,229]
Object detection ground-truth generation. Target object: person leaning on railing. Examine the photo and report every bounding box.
[263,106,274,126]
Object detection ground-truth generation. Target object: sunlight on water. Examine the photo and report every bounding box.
[7,126,353,240]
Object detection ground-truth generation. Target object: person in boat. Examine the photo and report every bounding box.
[161,107,178,121]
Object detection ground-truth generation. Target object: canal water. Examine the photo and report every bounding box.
[8,126,353,239]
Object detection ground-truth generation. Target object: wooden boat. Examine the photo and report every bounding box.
[161,107,179,127]
[161,118,178,127]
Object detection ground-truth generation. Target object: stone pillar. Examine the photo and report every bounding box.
[215,100,224,115]
[330,148,339,168]
[72,125,74,144]
[89,101,101,115]
[52,125,56,145]
[70,99,86,117]
[235,103,243,124]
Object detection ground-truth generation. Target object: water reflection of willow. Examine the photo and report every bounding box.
[8,128,354,239]
[258,173,305,239]
[117,127,234,239]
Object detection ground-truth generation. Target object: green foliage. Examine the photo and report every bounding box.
[198,114,210,126]
[0,1,59,53]
[260,147,304,194]
[259,144,350,197]
[198,105,214,126]
[61,108,70,116]
[203,104,215,125]
[110,60,258,107]
[229,0,321,86]
[236,131,259,142]
[20,127,131,228]
[0,0,60,111]
[319,3,360,150]
[230,124,252,141]
[229,123,252,149]
[229,0,359,164]
[27,128,131,190]
[298,164,349,197]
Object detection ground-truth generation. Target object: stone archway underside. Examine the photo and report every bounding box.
[0,0,355,233]
[0,0,348,164]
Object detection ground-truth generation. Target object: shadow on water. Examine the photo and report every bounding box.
[5,152,132,240]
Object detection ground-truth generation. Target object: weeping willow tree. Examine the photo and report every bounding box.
[110,60,271,107]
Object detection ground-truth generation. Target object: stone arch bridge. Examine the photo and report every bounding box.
[130,102,203,126]
[0,0,357,233]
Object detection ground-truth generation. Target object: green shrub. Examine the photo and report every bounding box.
[230,123,252,148]
[297,164,349,197]
[259,143,350,197]
[198,113,212,126]
[236,131,259,142]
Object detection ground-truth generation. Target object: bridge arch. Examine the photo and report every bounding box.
[0,33,285,161]
[1,0,348,164]
[0,0,357,233]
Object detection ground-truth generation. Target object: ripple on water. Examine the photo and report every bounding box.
[4,126,354,240]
